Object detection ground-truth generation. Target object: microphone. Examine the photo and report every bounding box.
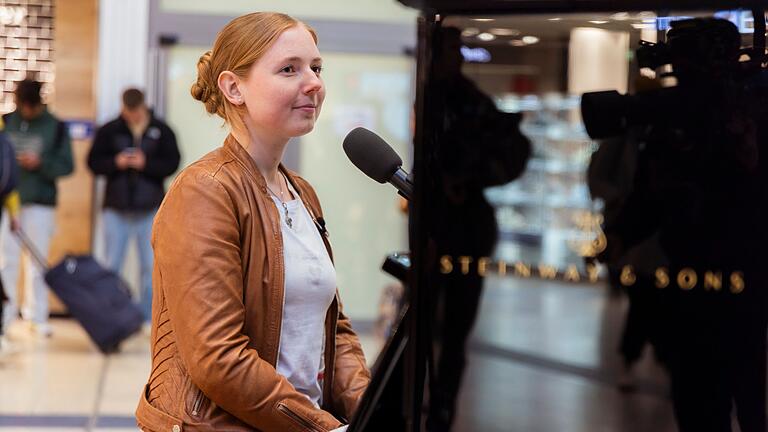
[342,127,413,200]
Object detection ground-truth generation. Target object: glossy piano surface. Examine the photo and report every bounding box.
[354,6,768,432]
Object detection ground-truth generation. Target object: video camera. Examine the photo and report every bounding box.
[581,17,754,140]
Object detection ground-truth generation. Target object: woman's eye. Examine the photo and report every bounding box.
[280,65,296,73]
[312,65,323,74]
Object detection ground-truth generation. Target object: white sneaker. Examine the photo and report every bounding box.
[0,335,18,356]
[31,322,53,338]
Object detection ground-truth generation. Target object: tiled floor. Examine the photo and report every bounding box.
[0,277,687,431]
[0,318,382,431]
[453,276,679,432]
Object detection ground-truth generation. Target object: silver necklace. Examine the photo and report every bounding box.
[266,173,293,228]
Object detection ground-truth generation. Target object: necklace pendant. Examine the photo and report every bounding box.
[281,202,292,229]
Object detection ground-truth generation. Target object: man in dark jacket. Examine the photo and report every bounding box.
[88,88,180,324]
[1,79,73,337]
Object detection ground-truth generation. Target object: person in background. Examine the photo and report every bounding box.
[1,79,73,338]
[0,116,20,356]
[87,88,180,325]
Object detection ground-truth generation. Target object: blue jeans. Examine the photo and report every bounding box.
[1,205,56,330]
[103,208,156,323]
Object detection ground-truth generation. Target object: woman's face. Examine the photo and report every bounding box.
[240,26,325,138]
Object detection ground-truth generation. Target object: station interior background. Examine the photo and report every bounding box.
[0,1,760,431]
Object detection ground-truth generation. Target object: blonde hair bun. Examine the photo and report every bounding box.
[190,50,223,116]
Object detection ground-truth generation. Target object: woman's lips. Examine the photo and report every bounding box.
[294,105,316,113]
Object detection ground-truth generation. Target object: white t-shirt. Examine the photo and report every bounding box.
[272,190,337,408]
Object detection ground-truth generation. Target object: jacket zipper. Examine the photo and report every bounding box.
[271,196,285,368]
[277,402,321,431]
[191,389,205,416]
[275,265,286,369]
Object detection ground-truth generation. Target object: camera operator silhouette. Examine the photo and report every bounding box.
[424,26,530,431]
[584,18,768,432]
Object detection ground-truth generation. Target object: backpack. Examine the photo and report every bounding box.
[0,132,18,200]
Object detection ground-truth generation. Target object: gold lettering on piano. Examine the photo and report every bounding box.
[655,268,670,289]
[564,265,581,282]
[514,262,531,278]
[586,263,600,283]
[458,256,473,275]
[621,266,636,286]
[568,211,608,257]
[703,272,722,291]
[497,260,507,276]
[538,264,557,280]
[477,257,490,277]
[440,256,453,274]
[434,255,745,294]
[730,272,745,294]
[677,268,697,290]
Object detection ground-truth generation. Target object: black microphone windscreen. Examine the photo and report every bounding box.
[342,127,402,184]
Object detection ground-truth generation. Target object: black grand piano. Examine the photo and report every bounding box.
[350,1,768,431]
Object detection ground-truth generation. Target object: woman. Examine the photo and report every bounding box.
[135,12,370,432]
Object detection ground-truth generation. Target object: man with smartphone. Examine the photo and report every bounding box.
[87,88,180,326]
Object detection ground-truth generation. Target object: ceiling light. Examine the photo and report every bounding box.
[548,17,562,21]
[461,27,480,37]
[473,18,495,22]
[636,11,656,20]
[631,23,653,29]
[589,20,609,25]
[522,36,540,45]
[489,28,520,36]
[611,12,630,21]
[477,32,496,41]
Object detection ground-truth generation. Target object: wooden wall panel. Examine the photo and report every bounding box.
[49,0,98,258]
[51,0,98,119]
[45,0,98,313]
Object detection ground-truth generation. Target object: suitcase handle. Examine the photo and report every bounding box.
[14,228,49,272]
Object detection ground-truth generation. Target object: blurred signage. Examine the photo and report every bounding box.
[460,46,491,63]
[656,11,755,33]
[655,16,693,31]
[714,10,755,34]
[65,120,95,140]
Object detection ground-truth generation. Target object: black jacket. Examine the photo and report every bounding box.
[88,114,180,211]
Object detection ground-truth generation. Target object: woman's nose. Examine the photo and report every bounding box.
[303,71,323,95]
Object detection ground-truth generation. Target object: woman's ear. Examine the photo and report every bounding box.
[218,71,244,106]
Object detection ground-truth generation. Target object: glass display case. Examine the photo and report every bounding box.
[486,92,596,269]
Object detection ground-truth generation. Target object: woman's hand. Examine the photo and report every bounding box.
[9,217,20,232]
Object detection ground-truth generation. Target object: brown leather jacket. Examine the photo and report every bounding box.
[135,135,371,432]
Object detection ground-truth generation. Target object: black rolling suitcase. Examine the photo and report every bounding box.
[15,230,144,353]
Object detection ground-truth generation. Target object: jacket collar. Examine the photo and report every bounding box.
[223,134,305,198]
